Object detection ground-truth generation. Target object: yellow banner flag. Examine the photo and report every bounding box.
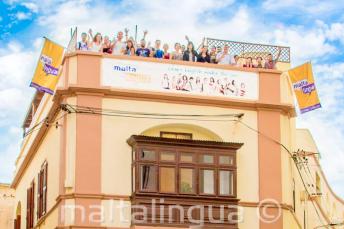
[288,62,321,113]
[30,38,65,95]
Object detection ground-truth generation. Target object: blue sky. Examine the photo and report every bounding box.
[0,0,344,198]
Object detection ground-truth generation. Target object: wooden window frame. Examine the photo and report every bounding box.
[138,163,158,193]
[26,181,34,229]
[179,167,196,195]
[128,135,241,198]
[218,169,236,197]
[159,166,177,194]
[37,161,48,220]
[160,131,193,140]
[199,168,216,196]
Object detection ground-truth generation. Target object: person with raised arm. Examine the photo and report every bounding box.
[265,47,281,69]
[88,29,102,52]
[136,30,150,57]
[183,36,198,62]
[136,39,150,57]
[112,29,127,55]
[215,44,234,65]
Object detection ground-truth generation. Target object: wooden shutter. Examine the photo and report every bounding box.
[42,162,48,214]
[15,215,21,229]
[30,182,34,228]
[37,172,41,219]
[26,189,30,229]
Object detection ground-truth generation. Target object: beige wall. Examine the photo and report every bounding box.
[0,184,15,229]
[14,117,62,229]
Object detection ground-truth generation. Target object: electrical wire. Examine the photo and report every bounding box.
[61,104,243,122]
[63,104,244,118]
[23,111,67,138]
[236,119,327,228]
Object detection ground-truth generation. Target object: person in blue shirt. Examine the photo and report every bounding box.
[136,39,151,57]
[152,40,164,58]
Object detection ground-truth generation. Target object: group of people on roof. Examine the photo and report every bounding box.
[77,28,282,69]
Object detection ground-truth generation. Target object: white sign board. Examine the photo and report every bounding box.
[102,58,258,100]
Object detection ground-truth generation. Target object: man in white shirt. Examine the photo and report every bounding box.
[112,31,126,55]
[216,44,234,65]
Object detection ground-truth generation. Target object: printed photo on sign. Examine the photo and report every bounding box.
[161,74,246,97]
[102,58,258,100]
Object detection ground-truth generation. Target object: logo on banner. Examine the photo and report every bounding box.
[113,65,136,72]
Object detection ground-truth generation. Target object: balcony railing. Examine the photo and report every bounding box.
[206,38,291,63]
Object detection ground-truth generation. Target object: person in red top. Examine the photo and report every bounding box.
[163,43,170,59]
[102,36,112,54]
[265,47,281,69]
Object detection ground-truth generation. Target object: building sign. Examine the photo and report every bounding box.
[102,58,258,100]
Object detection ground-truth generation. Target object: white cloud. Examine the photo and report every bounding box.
[325,23,344,44]
[0,42,38,128]
[0,130,22,183]
[262,0,342,15]
[21,2,39,13]
[273,25,337,64]
[15,11,31,20]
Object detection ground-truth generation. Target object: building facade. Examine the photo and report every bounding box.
[0,184,15,229]
[11,51,344,229]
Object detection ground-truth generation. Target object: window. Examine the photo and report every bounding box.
[26,181,34,229]
[140,150,156,161]
[140,165,157,191]
[160,152,175,161]
[180,168,195,194]
[200,169,215,194]
[37,162,48,219]
[219,170,234,195]
[160,167,176,192]
[160,131,192,140]
[219,155,234,165]
[180,153,194,163]
[200,154,214,164]
[129,135,240,198]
